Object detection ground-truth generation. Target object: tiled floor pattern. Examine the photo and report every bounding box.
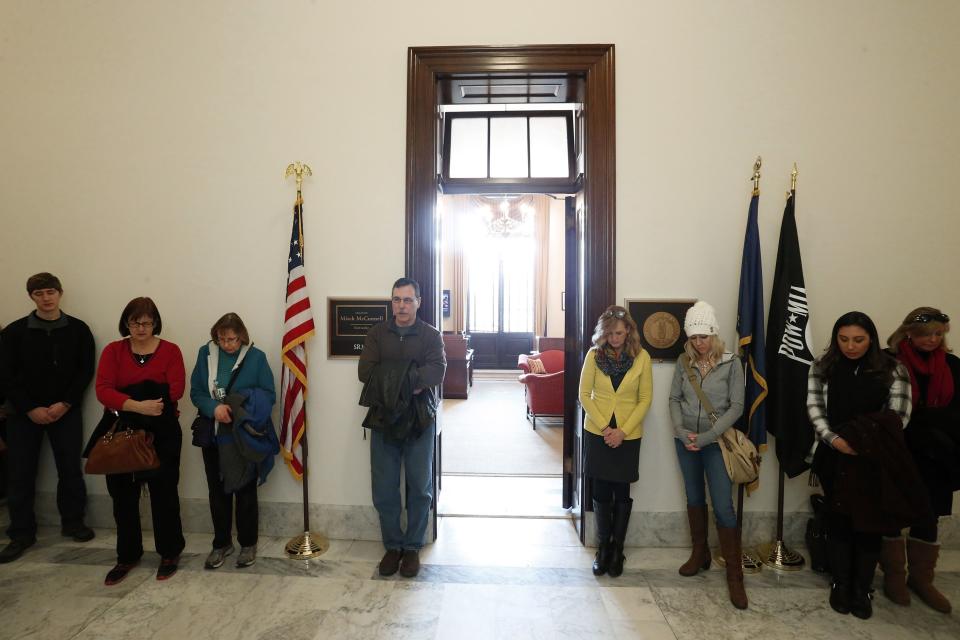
[1,517,959,639]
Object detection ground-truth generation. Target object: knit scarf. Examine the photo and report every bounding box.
[896,339,954,408]
[594,346,633,378]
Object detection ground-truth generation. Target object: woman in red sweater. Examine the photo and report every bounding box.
[88,297,186,585]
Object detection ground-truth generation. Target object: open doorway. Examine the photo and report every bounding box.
[437,191,567,518]
[405,45,616,543]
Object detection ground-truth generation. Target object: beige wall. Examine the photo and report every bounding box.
[2,1,959,517]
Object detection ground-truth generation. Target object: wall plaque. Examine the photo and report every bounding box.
[328,297,392,359]
[624,299,696,361]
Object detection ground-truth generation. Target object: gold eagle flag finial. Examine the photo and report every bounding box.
[284,161,313,194]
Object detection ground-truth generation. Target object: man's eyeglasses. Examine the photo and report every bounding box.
[127,320,155,329]
[392,297,417,305]
[912,313,950,324]
[602,309,627,319]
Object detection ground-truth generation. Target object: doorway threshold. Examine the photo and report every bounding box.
[438,474,568,518]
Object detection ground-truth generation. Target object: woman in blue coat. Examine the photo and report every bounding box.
[190,313,275,570]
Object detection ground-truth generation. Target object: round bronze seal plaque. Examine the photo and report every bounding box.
[643,312,682,349]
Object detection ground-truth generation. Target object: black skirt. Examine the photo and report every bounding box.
[584,431,641,484]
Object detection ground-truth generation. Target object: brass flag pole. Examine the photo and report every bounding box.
[282,161,329,560]
[756,162,805,571]
[717,156,765,574]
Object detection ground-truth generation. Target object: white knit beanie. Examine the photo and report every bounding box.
[684,301,719,336]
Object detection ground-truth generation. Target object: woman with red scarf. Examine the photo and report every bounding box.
[880,307,959,613]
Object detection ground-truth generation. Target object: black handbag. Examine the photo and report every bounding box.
[191,352,245,447]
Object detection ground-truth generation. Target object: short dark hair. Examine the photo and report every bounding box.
[210,312,250,345]
[392,277,421,299]
[119,297,162,336]
[26,272,62,294]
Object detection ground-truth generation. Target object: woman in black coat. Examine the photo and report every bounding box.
[807,311,914,620]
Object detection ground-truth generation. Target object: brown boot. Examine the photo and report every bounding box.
[906,538,952,613]
[679,505,711,576]
[880,537,910,606]
[717,527,748,610]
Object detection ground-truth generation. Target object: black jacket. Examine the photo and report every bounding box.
[358,319,446,439]
[829,410,933,533]
[0,312,95,413]
[360,359,425,439]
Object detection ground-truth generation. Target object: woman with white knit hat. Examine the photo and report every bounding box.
[668,300,747,608]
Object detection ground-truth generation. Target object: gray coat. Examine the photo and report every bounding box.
[669,353,744,447]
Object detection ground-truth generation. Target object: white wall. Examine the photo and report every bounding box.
[2,1,959,518]
[546,198,566,339]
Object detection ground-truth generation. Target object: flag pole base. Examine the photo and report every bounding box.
[756,539,805,571]
[712,547,764,574]
[285,531,329,560]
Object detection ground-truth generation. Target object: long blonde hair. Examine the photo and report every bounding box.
[591,305,642,358]
[682,335,726,364]
[887,306,951,353]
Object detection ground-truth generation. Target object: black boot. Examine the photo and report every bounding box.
[828,539,853,615]
[607,499,632,578]
[851,545,879,620]
[592,499,613,576]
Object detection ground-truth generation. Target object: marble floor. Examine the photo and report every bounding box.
[2,516,959,640]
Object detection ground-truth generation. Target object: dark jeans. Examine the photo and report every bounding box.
[202,445,258,548]
[106,461,185,563]
[5,410,87,542]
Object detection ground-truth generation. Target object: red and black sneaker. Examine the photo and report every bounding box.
[104,561,139,586]
[156,556,180,581]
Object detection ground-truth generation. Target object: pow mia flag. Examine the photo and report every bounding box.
[765,189,816,477]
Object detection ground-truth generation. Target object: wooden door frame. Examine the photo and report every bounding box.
[405,44,616,534]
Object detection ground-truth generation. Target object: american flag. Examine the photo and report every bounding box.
[279,195,315,479]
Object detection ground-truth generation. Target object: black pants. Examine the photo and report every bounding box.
[592,478,631,503]
[106,460,185,563]
[202,445,258,548]
[5,410,87,542]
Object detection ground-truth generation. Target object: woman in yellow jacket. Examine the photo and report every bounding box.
[579,305,653,577]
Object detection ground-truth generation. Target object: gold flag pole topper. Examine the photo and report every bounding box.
[285,161,313,196]
[751,156,762,196]
[282,161,329,561]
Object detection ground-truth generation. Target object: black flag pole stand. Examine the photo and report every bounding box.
[282,162,329,560]
[755,468,804,570]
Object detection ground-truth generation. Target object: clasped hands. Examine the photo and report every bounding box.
[601,425,625,448]
[684,432,701,452]
[27,402,70,425]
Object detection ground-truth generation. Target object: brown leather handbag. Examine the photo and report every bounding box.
[85,419,160,475]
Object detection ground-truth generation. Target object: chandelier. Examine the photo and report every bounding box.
[483,197,533,236]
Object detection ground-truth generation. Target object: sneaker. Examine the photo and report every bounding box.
[236,546,257,568]
[379,549,403,576]
[61,523,95,542]
[105,561,139,586]
[0,539,35,564]
[204,544,235,570]
[156,556,179,581]
[399,549,420,578]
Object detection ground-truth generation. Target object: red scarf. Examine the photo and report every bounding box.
[896,339,954,408]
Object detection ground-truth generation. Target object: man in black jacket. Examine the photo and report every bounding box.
[358,277,445,578]
[0,273,96,563]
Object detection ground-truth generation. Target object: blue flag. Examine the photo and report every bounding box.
[736,193,768,451]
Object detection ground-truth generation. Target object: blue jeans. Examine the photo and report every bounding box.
[370,422,435,551]
[674,438,737,528]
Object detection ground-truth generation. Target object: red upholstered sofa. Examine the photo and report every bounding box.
[517,350,564,429]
